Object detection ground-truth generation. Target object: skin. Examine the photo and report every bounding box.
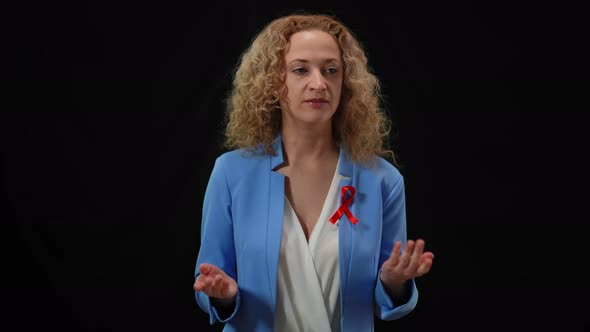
[379,239,434,298]
[279,29,342,130]
[276,29,343,241]
[194,29,434,306]
[193,263,238,307]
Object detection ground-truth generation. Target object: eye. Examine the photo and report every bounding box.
[292,67,307,75]
[324,67,338,74]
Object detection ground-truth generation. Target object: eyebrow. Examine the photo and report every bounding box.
[287,58,340,65]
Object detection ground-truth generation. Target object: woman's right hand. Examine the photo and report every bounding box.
[193,263,238,302]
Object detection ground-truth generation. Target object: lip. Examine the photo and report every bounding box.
[304,98,328,103]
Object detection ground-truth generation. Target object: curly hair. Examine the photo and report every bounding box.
[224,13,394,163]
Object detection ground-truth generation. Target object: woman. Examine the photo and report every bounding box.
[193,13,434,332]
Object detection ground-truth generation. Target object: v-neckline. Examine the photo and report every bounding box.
[285,161,340,244]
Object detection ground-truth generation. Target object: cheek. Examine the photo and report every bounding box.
[330,80,343,98]
[284,83,302,102]
[330,75,343,89]
[332,84,343,110]
[279,91,296,111]
[286,79,303,93]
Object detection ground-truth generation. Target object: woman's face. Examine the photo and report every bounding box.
[279,30,343,128]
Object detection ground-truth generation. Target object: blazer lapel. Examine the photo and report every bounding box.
[337,147,355,315]
[265,137,358,323]
[267,136,285,316]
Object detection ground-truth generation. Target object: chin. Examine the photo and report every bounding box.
[298,114,335,126]
[282,107,336,126]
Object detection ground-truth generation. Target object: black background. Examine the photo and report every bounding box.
[5,1,589,331]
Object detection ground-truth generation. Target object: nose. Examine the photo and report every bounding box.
[308,69,327,91]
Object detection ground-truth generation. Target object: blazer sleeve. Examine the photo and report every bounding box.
[194,155,241,324]
[374,175,419,320]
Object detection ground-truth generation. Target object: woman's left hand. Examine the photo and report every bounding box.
[379,239,434,291]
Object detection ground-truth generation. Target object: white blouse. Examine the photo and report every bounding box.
[274,165,345,332]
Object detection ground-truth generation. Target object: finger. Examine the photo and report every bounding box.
[421,252,435,261]
[219,279,229,296]
[220,278,231,298]
[194,278,207,291]
[416,258,433,277]
[197,277,215,296]
[399,240,414,268]
[194,275,213,292]
[212,275,224,297]
[408,239,425,273]
[413,239,425,258]
[199,263,211,275]
[193,276,205,291]
[199,263,224,276]
[193,280,202,291]
[204,285,214,296]
[390,241,402,258]
[386,241,402,267]
[199,273,217,287]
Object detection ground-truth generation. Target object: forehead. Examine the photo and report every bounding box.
[284,30,341,62]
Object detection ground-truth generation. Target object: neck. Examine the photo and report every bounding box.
[280,122,338,166]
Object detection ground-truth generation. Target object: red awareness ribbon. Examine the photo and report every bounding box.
[329,185,359,224]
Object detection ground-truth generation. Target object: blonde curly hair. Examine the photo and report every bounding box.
[224,13,394,163]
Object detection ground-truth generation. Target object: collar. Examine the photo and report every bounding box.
[270,133,353,178]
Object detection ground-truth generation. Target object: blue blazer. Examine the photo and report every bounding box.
[195,136,418,331]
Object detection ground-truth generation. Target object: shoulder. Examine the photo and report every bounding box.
[216,147,269,165]
[208,148,273,195]
[212,148,271,180]
[356,156,404,195]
